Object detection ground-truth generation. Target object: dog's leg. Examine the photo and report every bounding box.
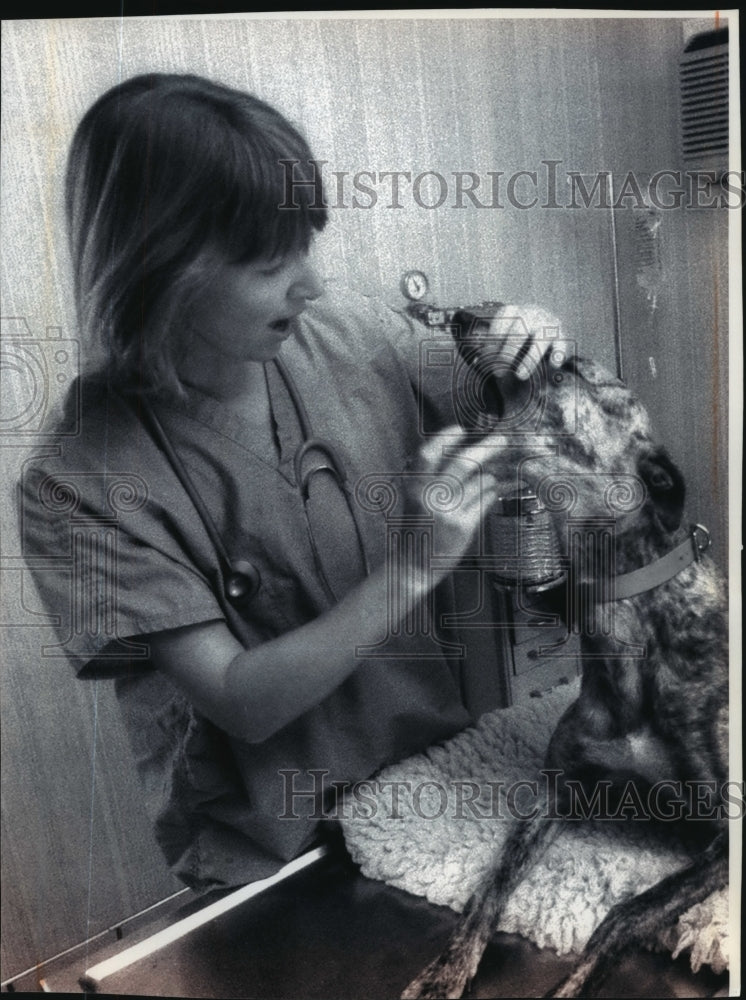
[545,832,728,999]
[401,814,559,1000]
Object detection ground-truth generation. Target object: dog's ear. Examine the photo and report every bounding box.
[638,449,686,531]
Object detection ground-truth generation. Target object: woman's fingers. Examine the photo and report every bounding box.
[483,304,571,379]
[420,426,513,482]
[499,333,539,381]
[417,426,469,473]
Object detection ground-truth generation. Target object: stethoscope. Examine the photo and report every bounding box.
[139,356,371,608]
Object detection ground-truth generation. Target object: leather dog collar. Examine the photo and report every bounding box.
[605,523,711,600]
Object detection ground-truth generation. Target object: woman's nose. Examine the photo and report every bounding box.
[289,260,324,303]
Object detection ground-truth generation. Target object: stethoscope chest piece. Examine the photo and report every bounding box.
[226,560,262,603]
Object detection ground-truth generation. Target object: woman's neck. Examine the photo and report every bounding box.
[177,336,268,406]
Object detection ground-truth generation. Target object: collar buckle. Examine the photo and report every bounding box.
[691,523,711,562]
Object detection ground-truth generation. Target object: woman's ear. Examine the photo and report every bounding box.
[638,448,686,531]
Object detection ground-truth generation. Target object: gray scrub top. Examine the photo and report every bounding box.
[19,286,487,890]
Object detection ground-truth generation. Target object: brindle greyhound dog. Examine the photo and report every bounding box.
[402,356,729,999]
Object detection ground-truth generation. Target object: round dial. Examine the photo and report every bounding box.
[400,269,429,301]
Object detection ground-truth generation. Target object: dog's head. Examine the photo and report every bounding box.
[492,357,686,563]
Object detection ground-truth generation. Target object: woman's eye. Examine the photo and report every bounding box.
[259,260,286,277]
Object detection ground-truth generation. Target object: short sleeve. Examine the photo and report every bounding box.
[18,440,226,679]
[319,283,458,432]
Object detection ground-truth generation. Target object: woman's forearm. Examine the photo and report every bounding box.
[156,429,499,743]
[223,559,429,742]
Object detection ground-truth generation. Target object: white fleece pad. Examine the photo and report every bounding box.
[340,681,729,974]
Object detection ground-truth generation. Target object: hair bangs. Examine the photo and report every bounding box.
[216,118,327,265]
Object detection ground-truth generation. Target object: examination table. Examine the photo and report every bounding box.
[24,833,729,998]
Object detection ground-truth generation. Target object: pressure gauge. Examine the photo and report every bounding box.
[400,269,430,302]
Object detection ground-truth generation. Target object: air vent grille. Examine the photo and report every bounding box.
[680,30,729,172]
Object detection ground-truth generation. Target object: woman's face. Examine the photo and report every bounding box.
[188,247,324,362]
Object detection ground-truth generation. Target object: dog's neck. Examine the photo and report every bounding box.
[596,524,710,601]
[571,521,726,679]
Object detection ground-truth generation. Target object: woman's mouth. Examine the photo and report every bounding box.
[269,318,290,332]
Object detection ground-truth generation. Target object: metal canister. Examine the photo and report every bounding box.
[489,486,567,592]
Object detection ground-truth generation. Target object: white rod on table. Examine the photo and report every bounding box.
[81,845,329,991]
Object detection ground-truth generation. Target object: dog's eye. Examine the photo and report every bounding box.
[647,466,675,491]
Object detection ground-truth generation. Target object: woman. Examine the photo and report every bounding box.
[21,72,560,890]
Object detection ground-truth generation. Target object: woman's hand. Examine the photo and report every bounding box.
[410,427,504,584]
[483,304,572,381]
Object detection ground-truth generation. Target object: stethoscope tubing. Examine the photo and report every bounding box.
[138,357,371,608]
[275,355,372,594]
[139,395,262,602]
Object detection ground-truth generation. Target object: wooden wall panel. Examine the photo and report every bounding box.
[592,18,730,568]
[1,17,623,361]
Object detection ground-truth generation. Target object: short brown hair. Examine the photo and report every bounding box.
[66,72,327,396]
